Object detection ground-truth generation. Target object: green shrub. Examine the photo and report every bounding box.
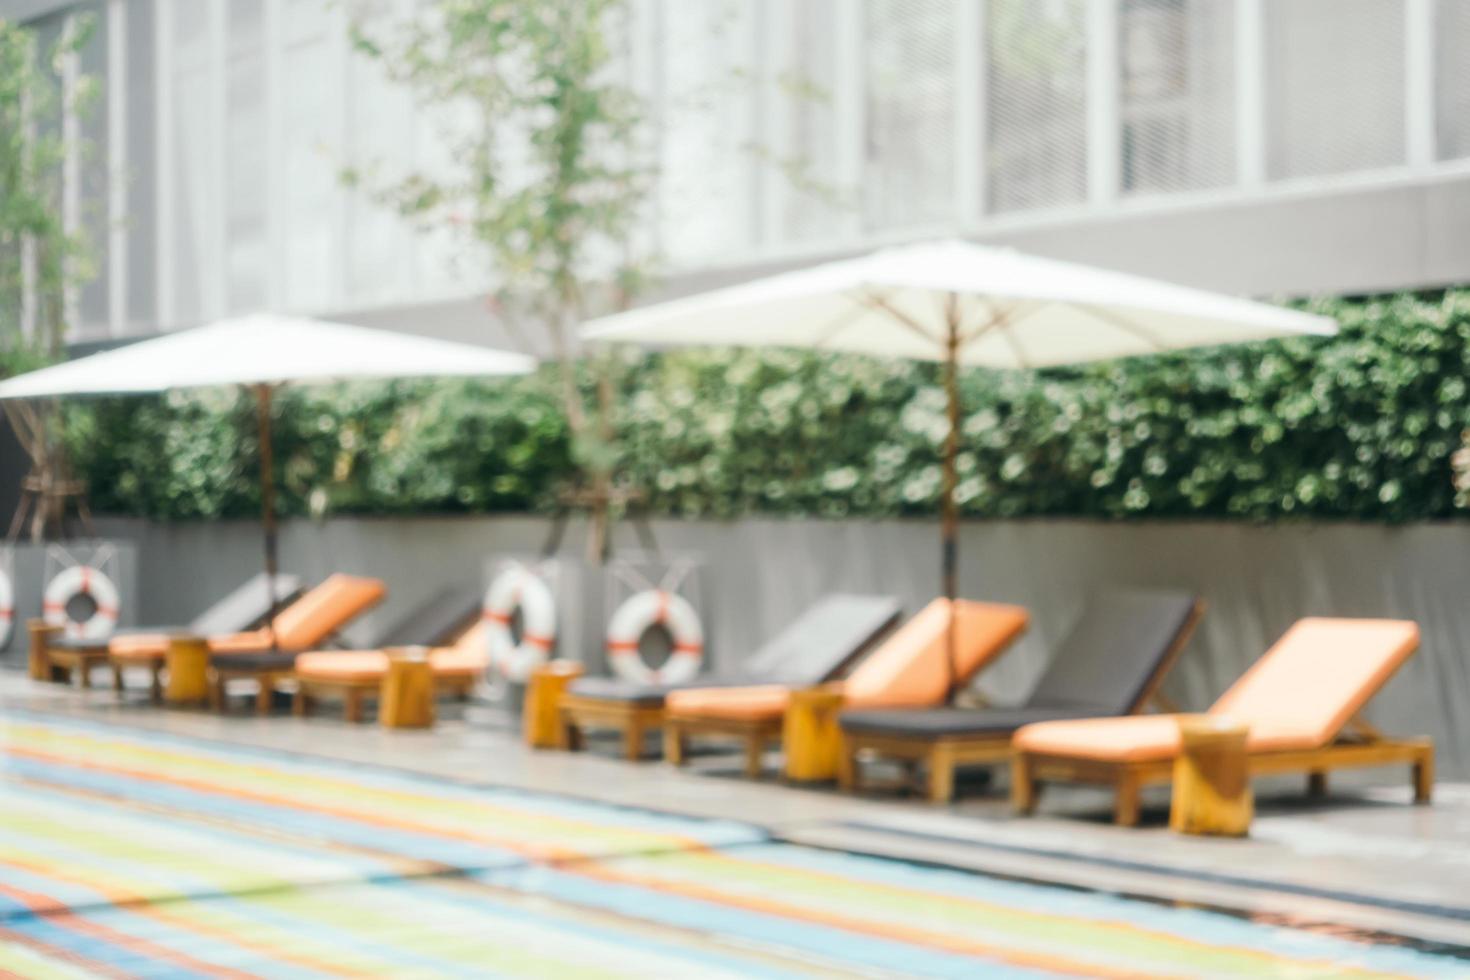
[62,290,1470,523]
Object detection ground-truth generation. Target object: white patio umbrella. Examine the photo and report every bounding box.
[582,239,1337,689]
[0,315,535,630]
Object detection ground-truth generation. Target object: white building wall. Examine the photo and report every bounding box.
[8,0,1470,343]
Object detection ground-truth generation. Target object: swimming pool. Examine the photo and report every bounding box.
[0,713,1463,978]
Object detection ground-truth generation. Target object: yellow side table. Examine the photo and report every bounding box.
[524,661,584,749]
[381,648,436,729]
[783,686,846,782]
[27,620,61,682]
[1170,715,1253,836]
[165,635,211,705]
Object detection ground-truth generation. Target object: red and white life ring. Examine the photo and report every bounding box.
[483,566,557,681]
[0,568,12,649]
[606,590,704,685]
[43,566,120,642]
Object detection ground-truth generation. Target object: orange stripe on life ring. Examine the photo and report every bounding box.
[522,633,553,650]
[673,643,704,654]
[656,590,668,624]
[96,605,118,619]
[0,610,11,620]
[42,602,64,612]
[606,641,640,652]
[483,611,511,624]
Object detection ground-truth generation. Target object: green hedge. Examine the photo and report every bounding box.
[61,290,1470,523]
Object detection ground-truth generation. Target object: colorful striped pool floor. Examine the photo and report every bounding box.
[0,713,1464,978]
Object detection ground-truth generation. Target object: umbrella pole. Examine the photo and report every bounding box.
[253,384,280,651]
[942,312,961,698]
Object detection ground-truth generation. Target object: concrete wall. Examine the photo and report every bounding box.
[85,514,1470,778]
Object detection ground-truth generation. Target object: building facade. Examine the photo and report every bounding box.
[6,0,1470,348]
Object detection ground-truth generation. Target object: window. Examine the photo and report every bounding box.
[226,0,267,313]
[864,0,954,229]
[986,0,1087,214]
[1119,0,1234,195]
[169,0,213,324]
[1437,0,1470,161]
[657,0,757,264]
[282,0,342,310]
[1265,0,1405,180]
[774,0,844,244]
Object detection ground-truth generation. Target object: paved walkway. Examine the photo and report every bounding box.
[2,674,1468,977]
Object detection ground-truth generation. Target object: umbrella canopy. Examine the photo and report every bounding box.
[0,315,535,642]
[582,238,1337,690]
[0,314,535,396]
[581,239,1335,363]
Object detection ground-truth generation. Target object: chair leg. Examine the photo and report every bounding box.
[256,675,275,716]
[78,662,91,689]
[743,735,764,780]
[624,719,644,762]
[112,663,124,694]
[836,739,858,793]
[1307,771,1327,798]
[563,719,584,752]
[663,724,687,766]
[1115,770,1142,827]
[151,663,164,702]
[344,687,364,724]
[1414,747,1435,804]
[209,673,225,712]
[927,745,956,804]
[294,686,309,717]
[1010,755,1038,815]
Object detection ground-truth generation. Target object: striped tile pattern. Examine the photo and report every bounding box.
[0,715,1462,978]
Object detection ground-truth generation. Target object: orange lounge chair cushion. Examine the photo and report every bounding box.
[665,598,1028,722]
[207,574,387,655]
[107,633,172,662]
[1014,617,1420,763]
[296,623,491,683]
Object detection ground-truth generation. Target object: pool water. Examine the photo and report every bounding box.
[0,713,1464,978]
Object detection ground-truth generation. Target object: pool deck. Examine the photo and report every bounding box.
[5,671,1468,953]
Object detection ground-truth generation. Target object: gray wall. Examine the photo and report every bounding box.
[90,514,1470,778]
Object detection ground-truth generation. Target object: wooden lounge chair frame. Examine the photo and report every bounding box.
[28,621,114,689]
[1011,714,1435,827]
[839,599,1205,803]
[663,710,784,780]
[293,670,476,723]
[561,694,666,761]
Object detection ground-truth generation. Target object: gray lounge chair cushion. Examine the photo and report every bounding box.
[373,587,482,648]
[837,703,1110,737]
[211,651,298,673]
[1024,589,1198,714]
[190,573,304,635]
[839,589,1198,738]
[567,593,902,706]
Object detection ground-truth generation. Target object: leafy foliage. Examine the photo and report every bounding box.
[68,291,1470,523]
[0,13,97,351]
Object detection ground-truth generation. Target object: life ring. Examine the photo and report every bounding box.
[0,568,12,649]
[43,566,120,642]
[482,566,557,681]
[606,590,704,685]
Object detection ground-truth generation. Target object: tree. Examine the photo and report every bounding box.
[346,0,649,559]
[0,12,98,540]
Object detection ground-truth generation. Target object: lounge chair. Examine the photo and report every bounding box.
[663,598,1029,779]
[293,587,487,722]
[837,590,1203,802]
[1011,617,1434,826]
[207,573,387,713]
[96,573,305,697]
[560,594,902,760]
